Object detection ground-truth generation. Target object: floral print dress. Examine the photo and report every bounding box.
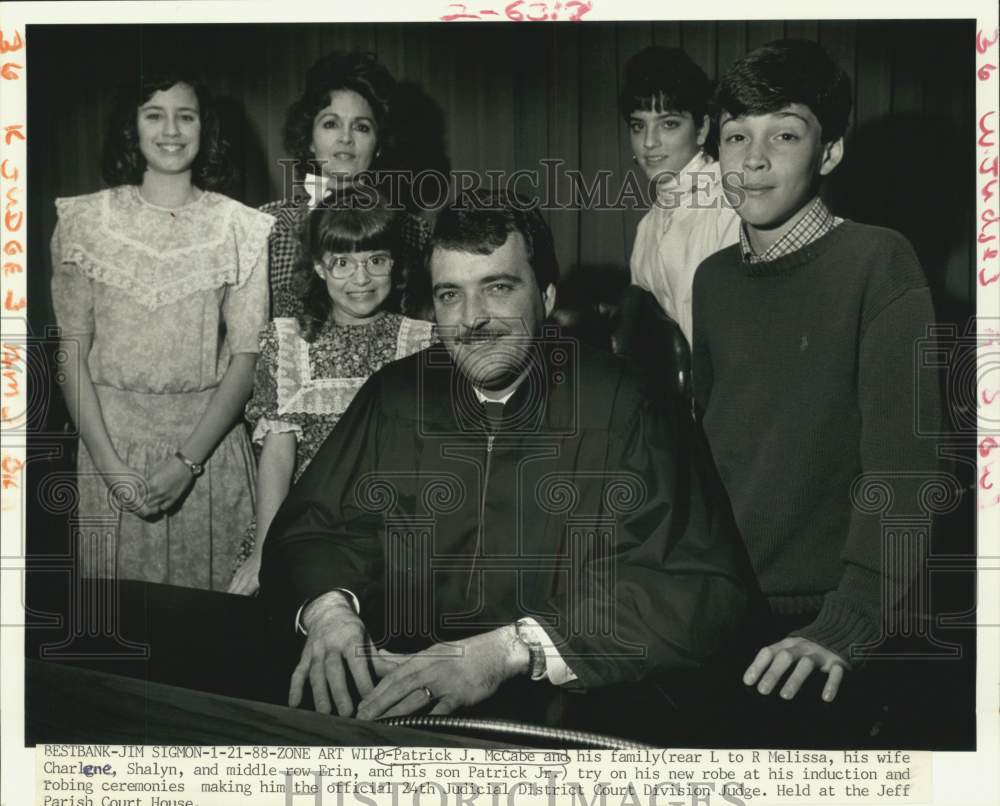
[236,311,434,566]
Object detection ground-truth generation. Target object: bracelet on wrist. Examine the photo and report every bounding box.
[174,450,204,478]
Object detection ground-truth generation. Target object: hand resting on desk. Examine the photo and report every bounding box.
[290,593,532,720]
[356,627,530,720]
[289,591,374,717]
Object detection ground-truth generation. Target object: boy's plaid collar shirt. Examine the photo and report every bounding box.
[739,197,843,263]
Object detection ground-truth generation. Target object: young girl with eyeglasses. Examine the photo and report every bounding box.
[229,198,433,595]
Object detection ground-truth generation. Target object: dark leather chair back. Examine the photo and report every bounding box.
[552,270,692,411]
[606,285,691,407]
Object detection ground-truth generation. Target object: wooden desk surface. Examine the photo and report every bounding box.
[27,660,508,747]
[25,577,295,706]
[21,577,710,747]
[23,578,555,747]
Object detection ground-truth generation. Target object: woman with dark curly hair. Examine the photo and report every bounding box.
[264,51,413,309]
[229,194,433,595]
[50,71,273,590]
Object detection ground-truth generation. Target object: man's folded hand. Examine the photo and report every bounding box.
[355,626,530,720]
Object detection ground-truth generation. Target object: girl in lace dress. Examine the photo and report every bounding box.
[228,200,434,595]
[50,73,272,591]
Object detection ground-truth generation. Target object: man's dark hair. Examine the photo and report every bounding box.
[619,46,713,125]
[715,39,852,143]
[419,193,558,303]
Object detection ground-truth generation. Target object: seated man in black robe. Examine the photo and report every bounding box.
[261,194,757,724]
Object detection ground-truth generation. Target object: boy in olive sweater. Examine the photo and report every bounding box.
[692,40,941,705]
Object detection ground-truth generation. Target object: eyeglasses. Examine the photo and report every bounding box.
[320,253,394,278]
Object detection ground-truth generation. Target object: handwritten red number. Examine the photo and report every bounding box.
[0,30,23,54]
[565,0,592,20]
[525,2,549,20]
[976,28,1000,54]
[983,388,1000,406]
[440,4,479,21]
[979,63,997,81]
[505,1,524,20]
[980,437,999,458]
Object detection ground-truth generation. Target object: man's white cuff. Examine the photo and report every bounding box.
[294,589,361,635]
[519,617,578,685]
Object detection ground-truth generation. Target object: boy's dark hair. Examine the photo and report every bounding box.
[102,70,233,189]
[619,46,713,125]
[292,189,404,341]
[715,39,852,143]
[284,51,396,179]
[420,193,559,301]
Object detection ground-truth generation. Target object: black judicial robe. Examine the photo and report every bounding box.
[262,340,756,689]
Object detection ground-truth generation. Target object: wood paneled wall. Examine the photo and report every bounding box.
[27,20,975,330]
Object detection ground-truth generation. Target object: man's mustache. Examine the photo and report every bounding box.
[434,322,524,345]
[457,328,510,344]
